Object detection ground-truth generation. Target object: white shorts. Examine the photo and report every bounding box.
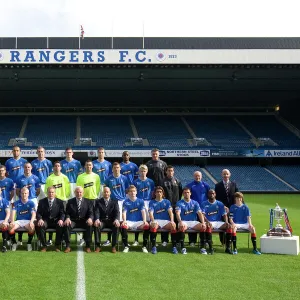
[118,201,123,221]
[99,184,104,198]
[235,223,250,230]
[37,184,46,201]
[144,200,150,221]
[15,220,30,228]
[29,198,38,209]
[69,183,77,199]
[126,221,144,230]
[210,221,225,229]
[151,220,171,228]
[182,221,200,229]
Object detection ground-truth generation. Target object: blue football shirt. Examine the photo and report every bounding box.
[175,199,201,221]
[122,198,145,222]
[60,159,83,183]
[149,198,172,220]
[133,177,155,200]
[104,174,129,201]
[31,158,53,184]
[201,200,226,222]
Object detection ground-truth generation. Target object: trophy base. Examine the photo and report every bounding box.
[267,228,291,237]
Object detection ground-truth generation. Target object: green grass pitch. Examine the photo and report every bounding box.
[1,194,300,300]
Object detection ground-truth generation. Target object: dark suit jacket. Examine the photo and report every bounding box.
[36,197,65,222]
[65,197,94,221]
[94,198,119,222]
[215,181,239,208]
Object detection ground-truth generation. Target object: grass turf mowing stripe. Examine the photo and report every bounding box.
[76,245,87,300]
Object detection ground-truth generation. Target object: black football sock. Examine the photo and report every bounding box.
[251,234,257,250]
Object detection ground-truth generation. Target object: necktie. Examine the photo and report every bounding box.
[78,200,81,215]
[225,182,229,199]
[49,200,53,213]
[105,200,108,207]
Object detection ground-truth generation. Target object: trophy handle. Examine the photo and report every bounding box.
[269,208,273,230]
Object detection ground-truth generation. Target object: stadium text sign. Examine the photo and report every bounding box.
[1,49,300,64]
[264,150,300,157]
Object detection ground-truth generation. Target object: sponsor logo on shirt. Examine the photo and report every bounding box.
[84,182,94,188]
[12,166,21,171]
[53,183,63,188]
[156,209,165,214]
[37,167,45,172]
[207,211,218,216]
[123,170,132,175]
[184,210,194,215]
[65,168,74,173]
[140,187,149,192]
[19,209,29,215]
[112,184,121,189]
[130,208,139,213]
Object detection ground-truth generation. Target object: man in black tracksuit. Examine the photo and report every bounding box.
[146,148,167,187]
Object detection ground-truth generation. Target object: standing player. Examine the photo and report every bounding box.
[161,165,183,246]
[146,148,167,187]
[229,192,261,255]
[103,162,129,246]
[31,146,53,201]
[186,171,210,246]
[121,185,149,253]
[60,148,83,198]
[120,151,138,185]
[201,189,232,255]
[148,186,177,254]
[132,164,155,246]
[175,187,207,255]
[0,165,14,203]
[92,147,112,195]
[215,169,239,245]
[76,160,100,201]
[5,146,27,184]
[0,185,10,252]
[9,187,36,251]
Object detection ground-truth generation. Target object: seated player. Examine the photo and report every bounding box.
[9,187,36,251]
[148,186,177,254]
[0,196,10,252]
[175,187,206,255]
[201,189,232,255]
[121,185,149,253]
[229,192,261,255]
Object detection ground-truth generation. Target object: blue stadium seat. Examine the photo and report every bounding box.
[267,165,300,190]
[133,116,191,147]
[0,116,25,148]
[205,165,293,192]
[186,116,254,149]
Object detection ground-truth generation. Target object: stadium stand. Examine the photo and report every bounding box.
[237,115,300,148]
[173,165,216,188]
[205,165,294,192]
[81,116,133,147]
[266,165,300,190]
[133,116,191,147]
[0,116,24,148]
[24,116,76,148]
[186,116,254,149]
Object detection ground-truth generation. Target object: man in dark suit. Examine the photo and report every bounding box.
[215,169,239,244]
[36,186,65,252]
[64,186,93,253]
[94,187,120,253]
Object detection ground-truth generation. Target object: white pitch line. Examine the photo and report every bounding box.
[76,245,86,300]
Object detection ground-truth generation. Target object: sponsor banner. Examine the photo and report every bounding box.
[264,150,300,157]
[211,149,265,157]
[1,49,300,64]
[159,150,210,157]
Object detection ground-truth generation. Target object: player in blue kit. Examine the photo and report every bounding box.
[16,162,40,208]
[201,189,232,255]
[60,147,83,198]
[92,147,112,193]
[121,185,149,253]
[9,187,36,251]
[132,164,155,246]
[5,146,27,184]
[149,186,177,254]
[120,151,138,185]
[229,192,261,255]
[31,146,53,200]
[0,165,14,202]
[0,187,10,252]
[175,187,206,255]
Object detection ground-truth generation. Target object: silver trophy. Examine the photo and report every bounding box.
[267,203,292,237]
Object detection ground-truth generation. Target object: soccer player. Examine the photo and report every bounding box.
[60,148,83,198]
[201,189,232,255]
[0,165,14,203]
[149,186,177,254]
[76,160,100,201]
[9,187,36,251]
[103,162,129,246]
[132,164,155,246]
[16,162,41,209]
[229,192,261,255]
[161,165,183,246]
[92,147,112,194]
[146,148,167,187]
[120,151,138,185]
[45,161,71,201]
[121,185,149,253]
[0,189,10,252]
[175,187,206,255]
[186,171,210,246]
[5,145,27,184]
[31,146,53,201]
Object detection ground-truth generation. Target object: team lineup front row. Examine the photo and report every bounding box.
[0,184,261,255]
